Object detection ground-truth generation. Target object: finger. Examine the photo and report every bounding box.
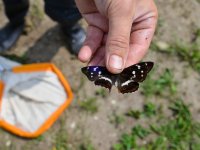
[88,46,105,66]
[105,1,134,74]
[106,19,132,74]
[75,0,96,14]
[126,15,157,67]
[78,25,103,62]
[102,34,107,45]
[98,58,106,66]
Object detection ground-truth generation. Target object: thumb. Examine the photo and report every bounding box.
[106,1,134,74]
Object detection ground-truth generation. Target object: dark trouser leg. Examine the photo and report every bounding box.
[3,0,29,26]
[44,0,81,25]
[0,0,29,51]
[44,0,85,55]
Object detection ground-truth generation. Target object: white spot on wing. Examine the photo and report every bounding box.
[132,71,136,74]
[136,65,141,69]
[131,74,136,79]
[98,71,102,75]
[93,67,98,71]
[141,70,144,73]
[100,76,112,83]
[121,80,133,87]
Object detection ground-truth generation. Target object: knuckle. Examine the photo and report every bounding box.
[107,36,129,51]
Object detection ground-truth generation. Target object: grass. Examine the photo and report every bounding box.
[1,54,29,64]
[113,125,150,150]
[53,117,69,150]
[28,0,44,28]
[113,65,200,150]
[109,111,125,128]
[79,97,98,114]
[131,125,150,139]
[95,88,108,98]
[141,68,177,98]
[143,103,157,117]
[149,99,200,150]
[35,135,44,142]
[151,29,200,73]
[113,133,136,150]
[113,99,200,150]
[172,43,200,72]
[79,142,95,150]
[126,102,157,119]
[125,110,141,119]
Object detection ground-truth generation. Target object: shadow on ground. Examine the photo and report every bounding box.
[25,25,72,63]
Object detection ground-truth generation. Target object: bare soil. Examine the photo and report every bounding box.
[0,0,200,150]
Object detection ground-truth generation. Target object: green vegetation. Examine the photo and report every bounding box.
[142,69,177,97]
[1,0,200,150]
[126,110,141,119]
[95,88,108,98]
[113,125,150,150]
[109,111,125,128]
[126,102,157,119]
[28,0,44,28]
[35,135,44,142]
[131,125,150,139]
[151,28,200,73]
[79,142,95,150]
[53,119,69,150]
[113,66,200,150]
[113,133,136,150]
[113,99,200,150]
[1,54,29,64]
[172,43,200,72]
[143,102,157,117]
[54,130,68,150]
[79,97,98,114]
[149,99,200,150]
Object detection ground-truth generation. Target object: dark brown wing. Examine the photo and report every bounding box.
[120,62,154,82]
[118,81,139,94]
[116,62,153,94]
[81,66,116,91]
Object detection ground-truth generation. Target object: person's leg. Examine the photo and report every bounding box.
[0,0,29,52]
[3,0,29,25]
[44,0,85,55]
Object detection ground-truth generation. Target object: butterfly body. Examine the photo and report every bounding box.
[81,62,154,94]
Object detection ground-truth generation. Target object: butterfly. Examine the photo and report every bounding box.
[81,62,154,94]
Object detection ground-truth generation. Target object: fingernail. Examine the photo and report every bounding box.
[109,55,123,70]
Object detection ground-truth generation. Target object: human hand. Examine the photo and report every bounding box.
[75,0,158,74]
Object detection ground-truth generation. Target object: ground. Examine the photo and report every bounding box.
[0,0,200,150]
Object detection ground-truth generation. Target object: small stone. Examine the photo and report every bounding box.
[70,122,76,129]
[6,140,11,147]
[94,116,99,120]
[156,41,170,51]
[111,100,116,105]
[142,140,147,145]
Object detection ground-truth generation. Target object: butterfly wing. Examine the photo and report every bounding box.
[81,62,154,94]
[116,62,154,94]
[81,66,115,91]
[118,81,139,94]
[120,62,154,82]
